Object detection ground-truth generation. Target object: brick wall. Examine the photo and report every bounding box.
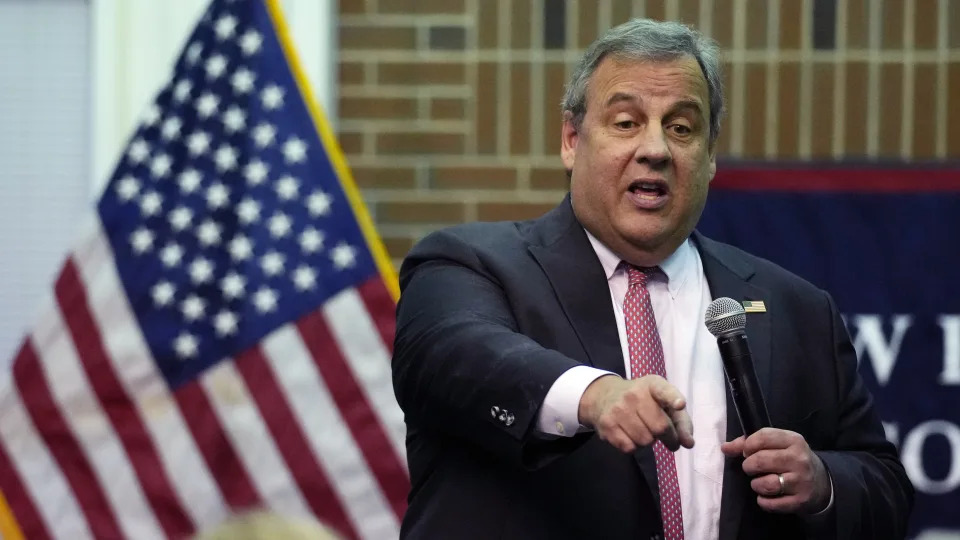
[337,0,960,266]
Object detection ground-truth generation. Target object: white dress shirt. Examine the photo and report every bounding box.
[537,233,726,540]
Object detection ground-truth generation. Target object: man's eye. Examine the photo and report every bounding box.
[615,120,636,129]
[670,124,692,135]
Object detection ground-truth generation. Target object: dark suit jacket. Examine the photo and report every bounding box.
[392,197,912,539]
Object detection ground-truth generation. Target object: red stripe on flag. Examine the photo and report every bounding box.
[712,167,960,192]
[55,261,193,538]
[297,309,409,520]
[233,346,359,540]
[173,380,262,511]
[12,340,124,539]
[0,387,53,540]
[357,278,397,355]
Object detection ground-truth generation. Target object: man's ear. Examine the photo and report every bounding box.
[561,111,579,172]
[707,146,717,182]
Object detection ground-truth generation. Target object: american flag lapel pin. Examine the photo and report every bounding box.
[742,300,767,313]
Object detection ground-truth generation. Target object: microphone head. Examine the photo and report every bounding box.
[705,297,747,337]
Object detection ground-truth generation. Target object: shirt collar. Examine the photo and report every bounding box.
[583,229,693,297]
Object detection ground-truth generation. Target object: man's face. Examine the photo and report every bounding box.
[561,55,716,266]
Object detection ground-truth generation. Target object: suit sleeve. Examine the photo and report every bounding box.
[392,230,590,468]
[813,291,914,539]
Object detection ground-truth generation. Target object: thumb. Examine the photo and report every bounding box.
[720,436,745,457]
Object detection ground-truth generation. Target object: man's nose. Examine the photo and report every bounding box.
[633,124,671,167]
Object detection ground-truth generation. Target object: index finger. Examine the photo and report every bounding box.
[647,377,687,411]
[743,428,800,456]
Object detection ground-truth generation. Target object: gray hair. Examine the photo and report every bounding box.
[561,18,725,147]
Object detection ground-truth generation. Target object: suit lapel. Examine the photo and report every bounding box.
[527,198,626,377]
[693,232,772,540]
[528,198,663,508]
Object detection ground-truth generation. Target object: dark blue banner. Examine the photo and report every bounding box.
[699,166,960,539]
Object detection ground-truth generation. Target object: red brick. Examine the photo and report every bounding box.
[378,202,466,223]
[378,0,466,14]
[376,133,465,154]
[338,132,364,155]
[382,236,416,260]
[432,167,517,189]
[477,202,558,221]
[340,26,416,50]
[530,167,568,190]
[378,62,466,85]
[339,61,365,85]
[351,166,417,189]
[430,98,466,120]
[340,97,418,119]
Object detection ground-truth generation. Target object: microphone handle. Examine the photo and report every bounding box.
[717,332,771,435]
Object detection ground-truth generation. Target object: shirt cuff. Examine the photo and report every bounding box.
[537,365,616,437]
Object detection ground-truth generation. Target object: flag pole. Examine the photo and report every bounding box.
[263,0,401,302]
[0,490,24,540]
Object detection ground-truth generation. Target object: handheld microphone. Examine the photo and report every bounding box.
[704,297,771,435]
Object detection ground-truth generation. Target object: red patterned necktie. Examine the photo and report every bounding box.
[624,265,684,540]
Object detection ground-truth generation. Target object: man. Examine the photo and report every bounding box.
[391,19,912,540]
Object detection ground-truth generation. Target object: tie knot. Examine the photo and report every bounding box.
[626,265,657,287]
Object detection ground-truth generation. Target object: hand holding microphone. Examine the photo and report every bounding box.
[706,298,832,515]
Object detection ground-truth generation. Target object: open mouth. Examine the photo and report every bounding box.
[628,180,668,199]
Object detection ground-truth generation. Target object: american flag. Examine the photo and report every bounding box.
[0,0,408,538]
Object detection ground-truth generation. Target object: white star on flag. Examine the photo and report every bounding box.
[260,251,285,276]
[222,106,246,133]
[331,242,357,270]
[180,295,206,322]
[282,137,307,164]
[160,242,184,268]
[231,68,256,94]
[151,281,175,307]
[267,212,292,238]
[173,79,193,102]
[252,122,276,148]
[173,332,199,359]
[116,176,140,201]
[161,117,183,140]
[185,41,203,65]
[307,190,332,216]
[253,286,278,313]
[261,85,284,110]
[244,160,269,185]
[299,227,325,253]
[275,175,299,200]
[205,55,229,81]
[150,154,173,179]
[196,220,223,247]
[178,169,203,194]
[220,271,246,299]
[214,15,238,40]
[206,182,231,209]
[214,310,239,336]
[240,30,263,55]
[188,257,215,285]
[220,271,247,300]
[130,228,154,254]
[236,198,261,224]
[141,192,163,216]
[187,131,212,156]
[127,139,151,164]
[228,234,254,261]
[293,265,317,291]
[169,206,194,232]
[213,145,238,172]
[196,93,220,118]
